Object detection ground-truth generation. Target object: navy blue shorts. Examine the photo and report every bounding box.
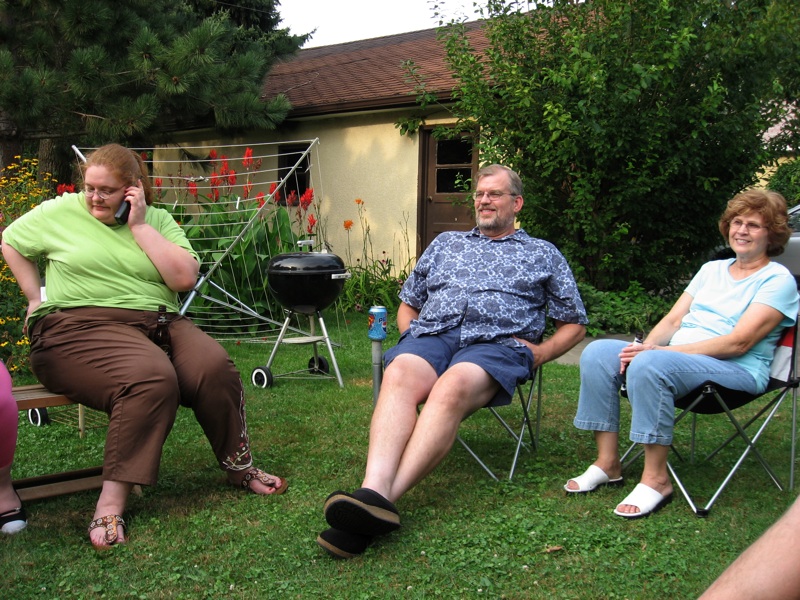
[383,327,535,407]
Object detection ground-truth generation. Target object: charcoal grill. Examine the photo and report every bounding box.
[251,247,349,388]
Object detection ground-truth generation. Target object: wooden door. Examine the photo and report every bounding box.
[418,128,477,255]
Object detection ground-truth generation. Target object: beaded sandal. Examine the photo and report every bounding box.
[238,467,288,495]
[88,514,126,549]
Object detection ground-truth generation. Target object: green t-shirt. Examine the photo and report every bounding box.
[2,192,199,323]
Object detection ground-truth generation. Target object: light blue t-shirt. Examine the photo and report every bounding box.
[671,258,799,389]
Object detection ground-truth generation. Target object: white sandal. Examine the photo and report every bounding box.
[564,464,624,494]
[613,483,673,519]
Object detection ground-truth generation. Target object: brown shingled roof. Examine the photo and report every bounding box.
[261,21,488,117]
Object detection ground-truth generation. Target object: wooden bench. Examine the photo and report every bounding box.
[12,384,105,501]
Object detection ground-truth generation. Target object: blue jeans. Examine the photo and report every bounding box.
[574,339,759,445]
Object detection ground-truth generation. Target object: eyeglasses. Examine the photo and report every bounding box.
[84,185,124,200]
[730,218,766,233]
[473,190,515,201]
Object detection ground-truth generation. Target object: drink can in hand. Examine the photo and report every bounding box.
[368,306,388,341]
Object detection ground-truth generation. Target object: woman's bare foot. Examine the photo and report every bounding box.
[229,467,288,495]
[565,460,622,492]
[615,477,673,515]
[89,480,133,548]
[88,514,126,549]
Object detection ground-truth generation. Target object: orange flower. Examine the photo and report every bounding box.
[355,198,363,205]
[343,219,354,231]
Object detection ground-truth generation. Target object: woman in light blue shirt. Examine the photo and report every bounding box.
[566,189,799,518]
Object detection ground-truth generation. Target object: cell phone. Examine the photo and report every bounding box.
[115,196,131,224]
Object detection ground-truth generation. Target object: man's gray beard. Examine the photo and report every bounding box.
[476,214,513,235]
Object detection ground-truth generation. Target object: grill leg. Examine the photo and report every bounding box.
[316,313,344,388]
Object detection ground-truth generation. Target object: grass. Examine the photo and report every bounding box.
[2,310,798,599]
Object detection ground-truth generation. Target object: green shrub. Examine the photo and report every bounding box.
[768,158,800,205]
[0,157,64,377]
[578,280,677,336]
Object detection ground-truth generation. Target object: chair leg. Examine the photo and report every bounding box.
[667,393,789,516]
[455,367,542,480]
[455,435,499,481]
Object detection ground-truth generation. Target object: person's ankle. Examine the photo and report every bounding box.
[594,460,622,480]
[0,487,21,515]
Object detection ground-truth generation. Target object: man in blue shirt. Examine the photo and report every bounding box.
[318,164,588,558]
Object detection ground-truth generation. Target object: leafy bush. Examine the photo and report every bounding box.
[0,157,67,377]
[578,280,676,336]
[768,158,800,205]
[420,0,799,293]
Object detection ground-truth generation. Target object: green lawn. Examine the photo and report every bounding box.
[3,310,797,599]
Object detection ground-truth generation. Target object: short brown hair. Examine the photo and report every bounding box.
[718,189,792,257]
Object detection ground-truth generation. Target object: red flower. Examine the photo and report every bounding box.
[243,181,253,199]
[154,178,162,189]
[300,188,314,211]
[221,156,229,174]
[57,183,75,194]
[209,149,218,160]
[343,219,354,231]
[188,181,198,198]
[227,170,237,187]
[242,147,253,169]
[307,213,317,234]
[256,192,266,208]
[269,182,281,203]
[286,190,297,206]
[210,171,221,190]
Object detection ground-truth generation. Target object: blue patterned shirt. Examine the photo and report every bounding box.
[400,228,588,348]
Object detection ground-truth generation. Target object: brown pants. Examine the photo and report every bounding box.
[30,307,254,486]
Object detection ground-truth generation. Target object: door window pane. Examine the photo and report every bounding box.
[436,167,472,193]
[437,138,473,165]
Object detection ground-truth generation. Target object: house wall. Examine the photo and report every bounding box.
[283,111,420,272]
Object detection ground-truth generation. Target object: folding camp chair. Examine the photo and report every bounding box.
[456,365,543,481]
[372,339,543,482]
[621,322,800,517]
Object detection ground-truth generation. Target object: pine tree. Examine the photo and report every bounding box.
[0,0,306,180]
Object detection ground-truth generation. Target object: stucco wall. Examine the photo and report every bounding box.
[286,112,420,272]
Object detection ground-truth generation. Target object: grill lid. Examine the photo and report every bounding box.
[267,251,347,275]
[266,251,349,314]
